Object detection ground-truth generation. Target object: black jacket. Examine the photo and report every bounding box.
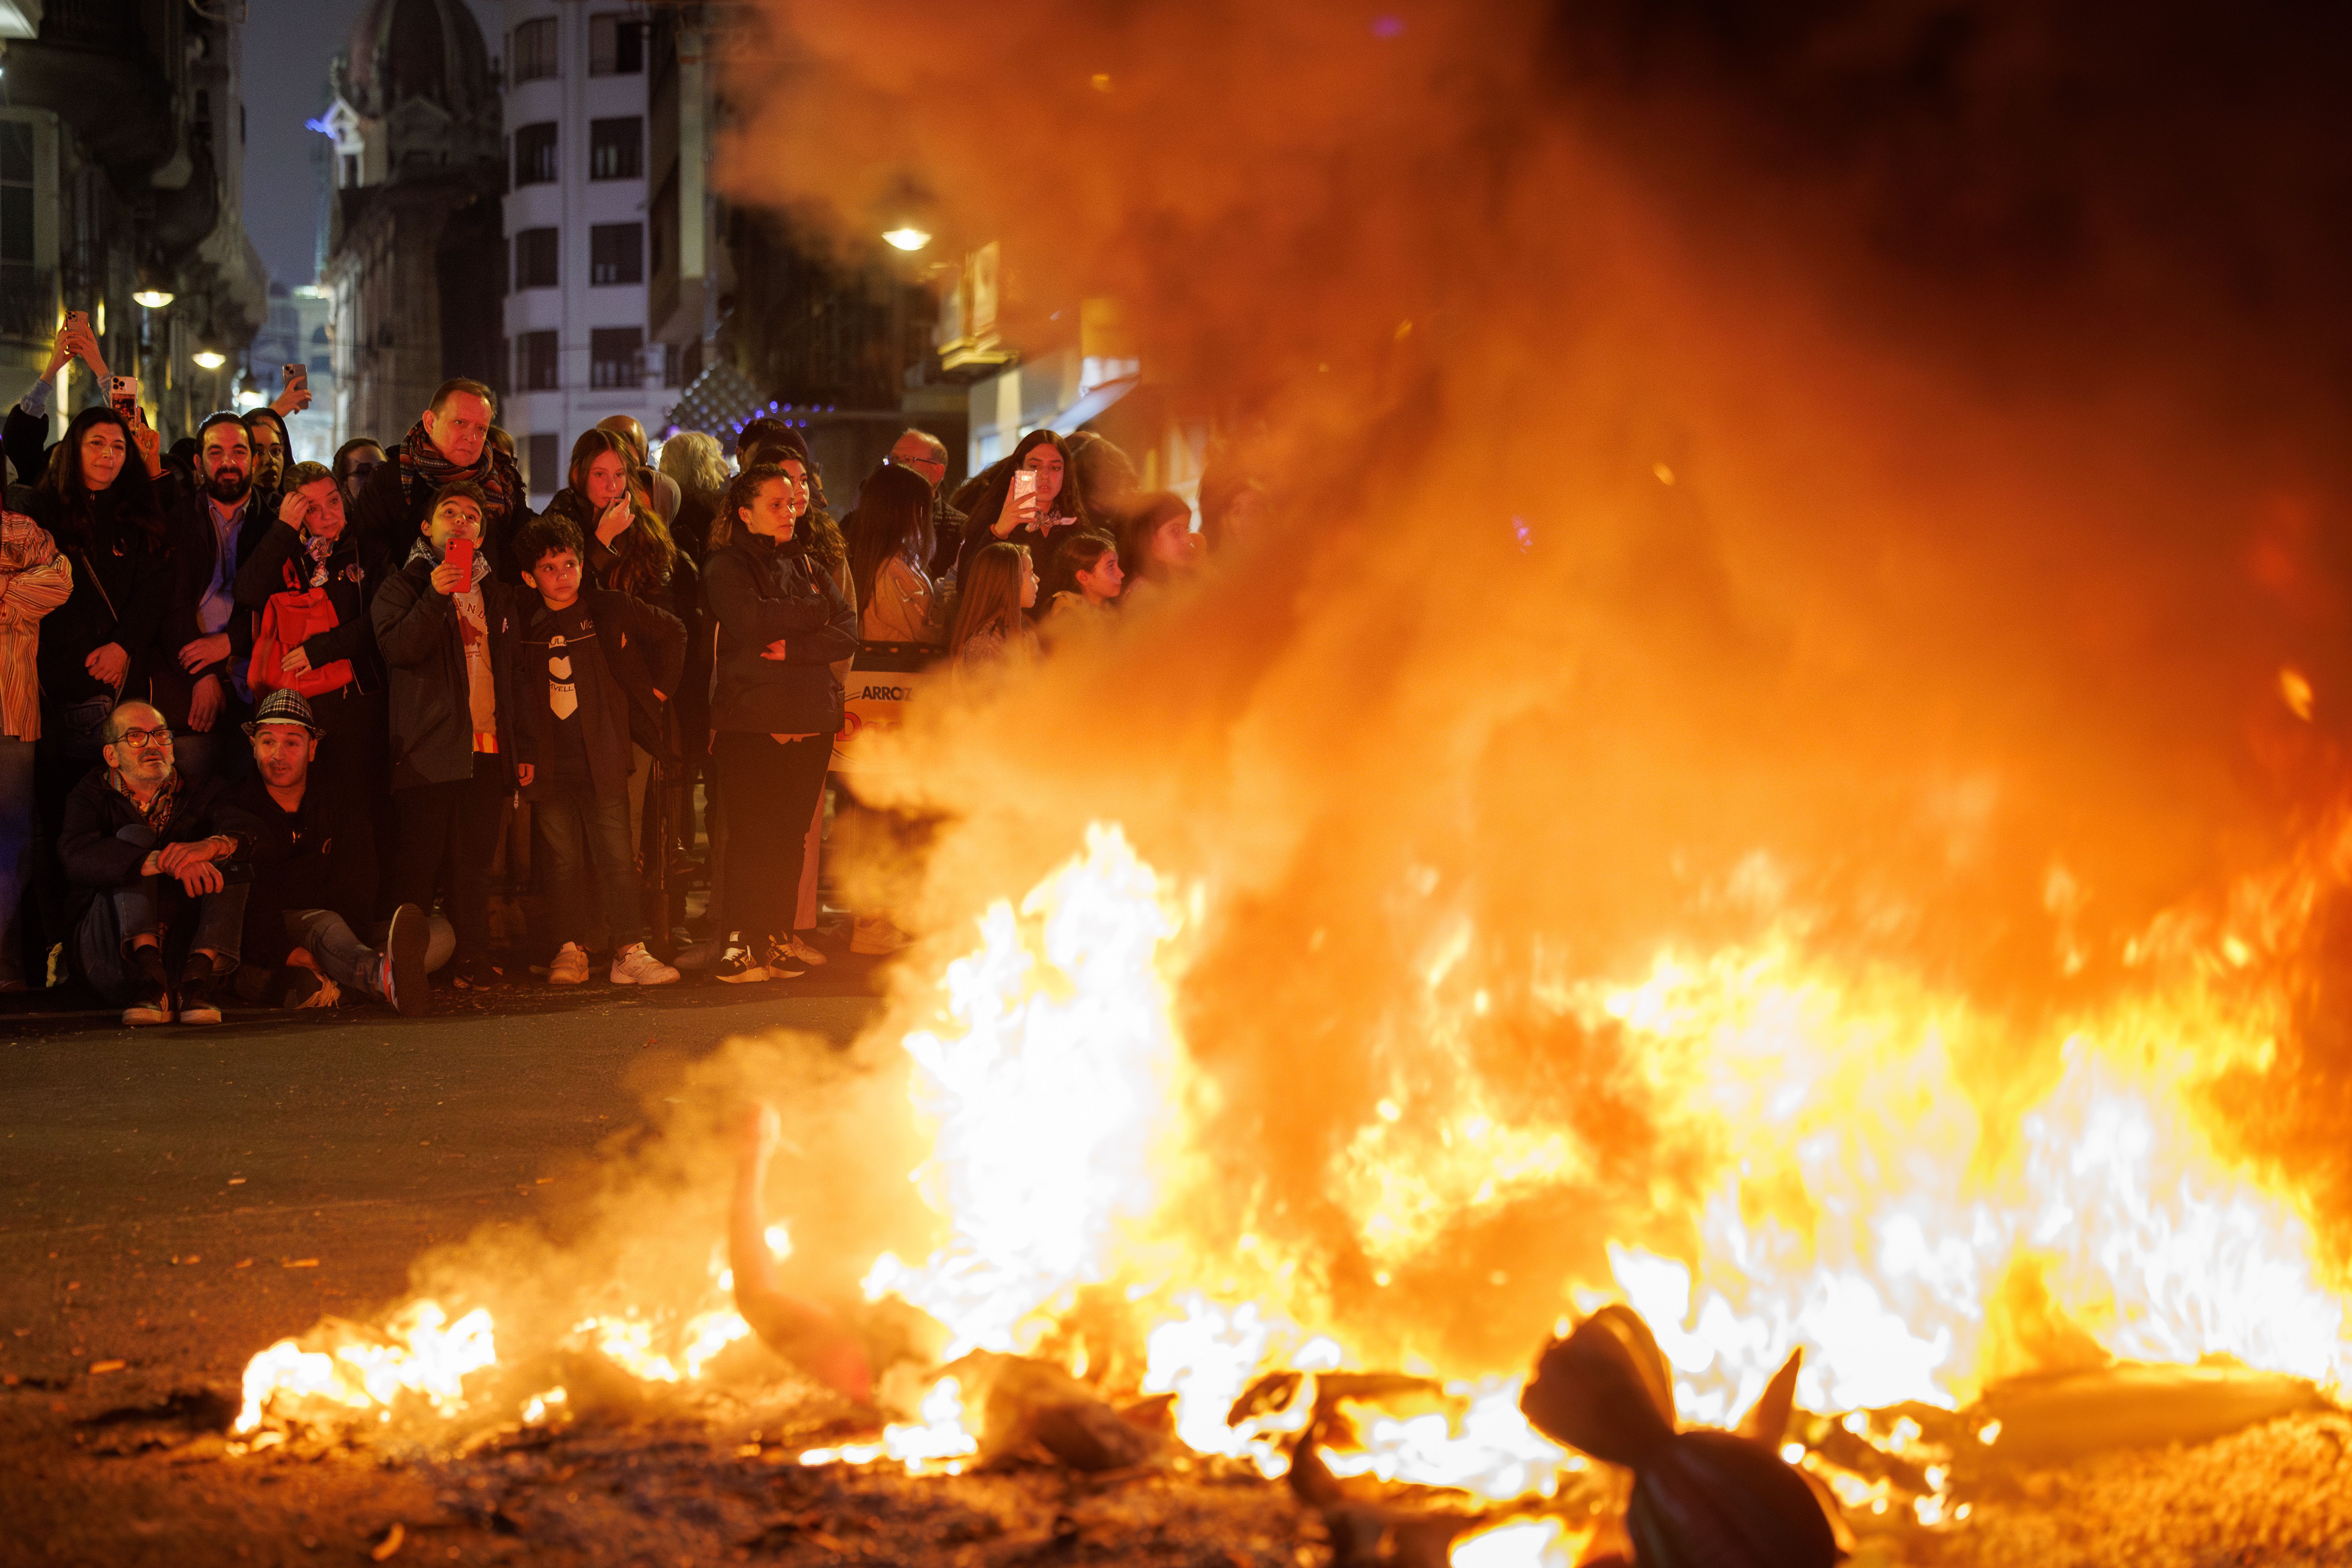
[369,546,522,790]
[349,436,532,583]
[156,487,273,722]
[233,520,394,694]
[23,485,171,713]
[231,772,378,969]
[511,587,684,803]
[58,765,263,933]
[702,533,859,736]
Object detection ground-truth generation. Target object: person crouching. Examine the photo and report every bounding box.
[57,700,261,1025]
[511,513,684,987]
[229,688,429,1014]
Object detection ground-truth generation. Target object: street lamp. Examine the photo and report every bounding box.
[882,227,932,253]
[192,349,227,370]
[132,288,174,309]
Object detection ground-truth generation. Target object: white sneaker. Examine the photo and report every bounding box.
[548,942,591,985]
[779,933,828,967]
[610,943,680,986]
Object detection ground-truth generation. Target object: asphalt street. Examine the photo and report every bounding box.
[0,977,882,1410]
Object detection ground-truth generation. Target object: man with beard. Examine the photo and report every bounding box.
[157,414,272,785]
[227,688,427,1015]
[59,700,259,1025]
[350,378,532,581]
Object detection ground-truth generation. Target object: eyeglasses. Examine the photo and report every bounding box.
[113,726,173,748]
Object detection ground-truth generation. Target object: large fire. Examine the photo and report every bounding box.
[232,819,2351,1555]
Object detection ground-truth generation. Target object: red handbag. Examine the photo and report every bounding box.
[249,573,355,699]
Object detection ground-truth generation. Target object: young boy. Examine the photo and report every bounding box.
[369,480,519,989]
[509,513,684,986]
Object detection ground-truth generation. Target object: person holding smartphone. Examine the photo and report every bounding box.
[3,311,111,488]
[370,480,522,990]
[953,429,1093,593]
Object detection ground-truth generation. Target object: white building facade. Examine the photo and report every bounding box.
[499,2,678,504]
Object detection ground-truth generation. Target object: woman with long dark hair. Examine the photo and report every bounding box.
[701,462,858,985]
[1115,491,1201,599]
[954,431,1091,587]
[26,405,173,956]
[847,463,941,644]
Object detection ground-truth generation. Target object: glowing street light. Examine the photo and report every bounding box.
[882,227,932,253]
[132,289,174,309]
[192,350,227,370]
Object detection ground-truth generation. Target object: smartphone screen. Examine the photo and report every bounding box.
[445,537,475,580]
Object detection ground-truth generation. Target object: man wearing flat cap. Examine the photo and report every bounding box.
[227,688,428,1014]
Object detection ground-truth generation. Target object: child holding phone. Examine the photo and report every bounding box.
[368,480,522,990]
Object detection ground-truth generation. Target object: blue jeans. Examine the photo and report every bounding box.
[0,738,32,986]
[535,784,646,950]
[283,908,381,995]
[74,824,249,1004]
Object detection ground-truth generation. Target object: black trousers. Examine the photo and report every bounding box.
[712,731,830,943]
[303,684,395,915]
[389,751,506,962]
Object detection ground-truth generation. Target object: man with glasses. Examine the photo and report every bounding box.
[58,700,261,1026]
[888,428,965,581]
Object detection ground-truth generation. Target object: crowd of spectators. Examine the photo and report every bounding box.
[0,317,1245,1024]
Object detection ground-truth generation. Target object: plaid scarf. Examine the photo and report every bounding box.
[396,418,521,526]
[111,767,181,833]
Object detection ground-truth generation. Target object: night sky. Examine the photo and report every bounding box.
[241,0,501,290]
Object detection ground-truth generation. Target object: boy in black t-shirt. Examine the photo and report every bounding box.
[510,514,685,986]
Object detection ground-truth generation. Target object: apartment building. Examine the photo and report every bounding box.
[501,1,676,502]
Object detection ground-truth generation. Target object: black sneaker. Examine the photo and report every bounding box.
[712,931,770,985]
[447,955,505,991]
[121,944,172,1027]
[379,903,428,1016]
[176,961,223,1026]
[758,935,809,981]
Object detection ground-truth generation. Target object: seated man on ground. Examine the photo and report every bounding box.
[229,688,429,1015]
[59,700,261,1025]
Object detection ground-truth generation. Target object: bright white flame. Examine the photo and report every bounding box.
[882,227,932,252]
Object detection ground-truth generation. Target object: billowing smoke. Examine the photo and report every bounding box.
[695,0,2352,1376]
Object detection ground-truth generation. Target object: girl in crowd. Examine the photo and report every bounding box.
[659,431,729,565]
[701,462,858,985]
[955,431,1091,588]
[947,542,1037,665]
[1116,491,1201,599]
[1042,531,1124,624]
[847,463,941,644]
[27,406,172,854]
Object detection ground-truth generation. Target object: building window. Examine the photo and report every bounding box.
[589,117,641,181]
[513,122,558,187]
[341,152,359,187]
[589,224,642,286]
[511,17,558,82]
[588,14,645,75]
[526,433,560,494]
[518,330,559,391]
[659,343,684,388]
[589,327,642,389]
[513,227,559,289]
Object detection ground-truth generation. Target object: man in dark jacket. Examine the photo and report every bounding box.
[157,413,273,787]
[510,512,684,987]
[348,378,532,582]
[59,700,261,1026]
[228,689,427,1015]
[369,478,520,989]
[700,462,859,984]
